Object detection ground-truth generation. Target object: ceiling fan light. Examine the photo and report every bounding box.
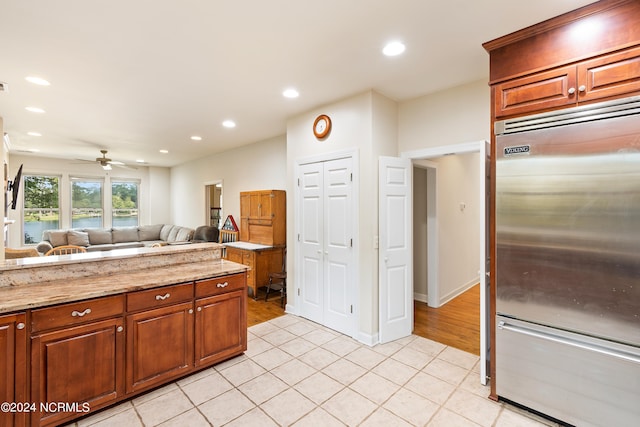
[102,164,112,171]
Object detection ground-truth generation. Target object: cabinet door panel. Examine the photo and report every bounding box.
[578,46,640,103]
[1,313,27,427]
[126,302,193,394]
[195,290,246,367]
[494,65,576,117]
[31,318,124,426]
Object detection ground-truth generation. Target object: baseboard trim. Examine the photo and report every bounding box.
[413,292,427,303]
[438,277,479,306]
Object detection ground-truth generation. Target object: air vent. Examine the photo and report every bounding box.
[0,82,8,92]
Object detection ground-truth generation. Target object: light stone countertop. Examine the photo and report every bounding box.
[0,243,249,314]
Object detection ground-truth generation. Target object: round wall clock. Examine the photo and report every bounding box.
[313,114,332,139]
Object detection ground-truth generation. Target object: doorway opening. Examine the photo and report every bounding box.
[404,140,489,384]
[205,182,223,228]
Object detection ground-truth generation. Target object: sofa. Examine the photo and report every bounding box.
[36,224,195,255]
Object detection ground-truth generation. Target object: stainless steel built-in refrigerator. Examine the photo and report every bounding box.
[495,97,640,427]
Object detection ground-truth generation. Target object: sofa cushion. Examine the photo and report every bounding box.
[174,227,193,242]
[138,224,163,241]
[159,224,175,241]
[67,230,90,247]
[87,229,112,245]
[112,227,139,244]
[49,230,68,248]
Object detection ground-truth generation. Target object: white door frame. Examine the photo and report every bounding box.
[401,140,489,385]
[294,148,360,340]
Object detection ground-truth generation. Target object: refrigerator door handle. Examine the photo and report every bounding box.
[498,321,640,364]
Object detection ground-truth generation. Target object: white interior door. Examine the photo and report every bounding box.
[299,162,324,324]
[379,156,413,343]
[298,156,355,336]
[323,158,354,335]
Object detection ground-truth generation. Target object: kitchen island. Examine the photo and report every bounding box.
[0,243,249,427]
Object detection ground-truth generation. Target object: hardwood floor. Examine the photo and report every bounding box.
[247,283,481,356]
[413,284,480,355]
[247,286,286,327]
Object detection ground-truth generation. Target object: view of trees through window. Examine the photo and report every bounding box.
[71,179,104,228]
[23,175,60,244]
[112,181,139,226]
[22,175,140,245]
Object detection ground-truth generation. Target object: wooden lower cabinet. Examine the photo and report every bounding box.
[30,318,125,427]
[195,290,246,366]
[0,312,27,427]
[126,301,194,394]
[224,246,283,299]
[21,271,246,427]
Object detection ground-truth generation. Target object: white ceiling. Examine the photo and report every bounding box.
[0,0,595,168]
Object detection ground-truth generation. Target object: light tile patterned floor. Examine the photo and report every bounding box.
[65,314,558,427]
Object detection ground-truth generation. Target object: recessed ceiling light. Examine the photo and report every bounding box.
[283,88,299,98]
[383,41,406,57]
[222,120,236,128]
[190,135,202,141]
[136,159,145,163]
[25,76,50,86]
[159,149,169,154]
[27,132,42,137]
[25,106,45,113]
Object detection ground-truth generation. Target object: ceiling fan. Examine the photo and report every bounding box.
[75,150,133,170]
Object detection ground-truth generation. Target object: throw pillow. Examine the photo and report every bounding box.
[175,227,194,242]
[48,230,68,247]
[67,230,90,247]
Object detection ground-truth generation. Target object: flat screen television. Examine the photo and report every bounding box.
[8,164,23,210]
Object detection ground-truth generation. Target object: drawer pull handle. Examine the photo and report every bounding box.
[217,282,229,288]
[71,308,92,317]
[156,293,171,301]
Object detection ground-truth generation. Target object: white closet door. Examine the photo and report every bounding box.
[298,156,354,336]
[323,158,354,336]
[299,162,324,324]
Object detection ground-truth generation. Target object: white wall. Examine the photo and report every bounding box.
[413,166,428,300]
[286,90,398,340]
[431,152,481,303]
[398,79,490,153]
[147,167,171,225]
[170,135,286,229]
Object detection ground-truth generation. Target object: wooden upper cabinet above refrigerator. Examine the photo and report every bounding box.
[485,0,640,119]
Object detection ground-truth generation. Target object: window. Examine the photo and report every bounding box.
[112,180,139,227]
[71,178,103,228]
[23,175,60,244]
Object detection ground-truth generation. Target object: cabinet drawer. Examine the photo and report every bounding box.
[195,274,246,298]
[31,295,124,333]
[127,282,193,312]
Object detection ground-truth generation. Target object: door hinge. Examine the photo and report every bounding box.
[350,238,353,248]
[297,233,300,242]
[297,178,300,186]
[350,173,353,182]
[297,288,301,296]
[350,305,353,314]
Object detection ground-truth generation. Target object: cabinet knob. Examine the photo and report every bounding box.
[155,293,171,301]
[188,309,194,314]
[16,322,25,330]
[568,87,576,95]
[71,308,92,317]
[117,326,124,333]
[197,307,202,312]
[578,85,586,92]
